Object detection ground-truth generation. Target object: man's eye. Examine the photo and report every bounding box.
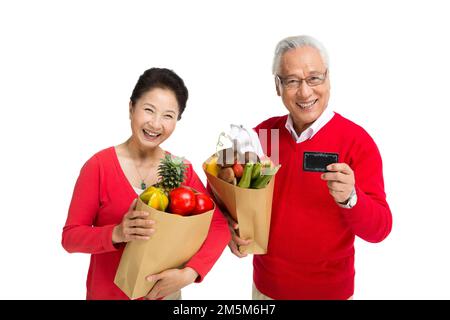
[164,114,174,119]
[307,76,323,84]
[145,108,154,113]
[285,79,299,85]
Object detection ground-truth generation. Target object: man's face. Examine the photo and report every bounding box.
[276,46,330,133]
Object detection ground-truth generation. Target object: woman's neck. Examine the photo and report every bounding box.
[125,138,163,164]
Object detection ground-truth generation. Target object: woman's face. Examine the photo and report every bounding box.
[129,87,179,149]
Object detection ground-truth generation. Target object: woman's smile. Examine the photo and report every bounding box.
[142,128,162,140]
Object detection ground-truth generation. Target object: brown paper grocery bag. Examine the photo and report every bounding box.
[114,197,213,300]
[204,165,275,255]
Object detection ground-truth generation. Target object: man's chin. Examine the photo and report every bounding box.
[294,110,321,122]
[290,110,323,131]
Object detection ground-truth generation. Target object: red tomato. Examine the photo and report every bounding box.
[169,187,196,216]
[232,163,244,178]
[192,193,215,215]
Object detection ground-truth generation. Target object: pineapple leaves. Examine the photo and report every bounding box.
[157,153,187,192]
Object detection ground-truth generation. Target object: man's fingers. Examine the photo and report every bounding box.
[321,171,344,182]
[225,214,239,229]
[229,224,252,245]
[223,211,251,257]
[322,171,354,185]
[233,234,252,246]
[221,208,237,225]
[329,189,345,197]
[228,241,248,258]
[327,181,347,192]
[326,163,353,175]
[221,209,240,231]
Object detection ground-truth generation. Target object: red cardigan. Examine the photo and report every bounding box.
[253,113,392,299]
[62,147,230,300]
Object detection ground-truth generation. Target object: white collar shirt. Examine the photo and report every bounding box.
[285,107,335,143]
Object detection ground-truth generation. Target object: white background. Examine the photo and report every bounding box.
[1,0,449,300]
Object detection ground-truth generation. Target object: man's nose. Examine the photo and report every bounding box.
[297,81,313,98]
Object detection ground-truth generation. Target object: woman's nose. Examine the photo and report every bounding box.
[148,115,163,130]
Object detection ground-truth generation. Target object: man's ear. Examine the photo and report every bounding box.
[275,79,281,96]
[128,101,133,120]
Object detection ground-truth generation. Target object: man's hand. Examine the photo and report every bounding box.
[224,213,252,258]
[144,267,198,300]
[321,163,355,204]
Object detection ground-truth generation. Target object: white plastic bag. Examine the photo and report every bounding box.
[216,124,264,163]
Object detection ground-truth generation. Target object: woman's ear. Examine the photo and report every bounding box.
[129,101,133,120]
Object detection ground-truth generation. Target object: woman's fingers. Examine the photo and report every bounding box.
[126,210,149,220]
[124,234,151,241]
[126,218,155,228]
[127,198,138,212]
[125,227,154,236]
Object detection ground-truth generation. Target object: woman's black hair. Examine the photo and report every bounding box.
[130,68,188,120]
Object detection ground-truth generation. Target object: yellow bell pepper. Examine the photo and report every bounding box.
[140,186,169,211]
[205,155,220,177]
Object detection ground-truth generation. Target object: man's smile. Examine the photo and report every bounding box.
[296,99,318,110]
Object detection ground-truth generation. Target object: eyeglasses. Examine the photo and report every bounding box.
[276,69,328,89]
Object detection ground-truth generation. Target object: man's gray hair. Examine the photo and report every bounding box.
[272,35,330,75]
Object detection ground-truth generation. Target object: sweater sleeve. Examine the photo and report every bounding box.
[183,164,231,282]
[341,135,393,243]
[61,155,121,254]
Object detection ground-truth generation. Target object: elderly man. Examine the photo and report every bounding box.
[229,35,392,300]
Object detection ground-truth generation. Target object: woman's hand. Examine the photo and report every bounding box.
[112,198,155,244]
[144,267,199,300]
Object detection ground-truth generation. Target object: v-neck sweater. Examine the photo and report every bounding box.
[253,113,392,299]
[62,147,230,300]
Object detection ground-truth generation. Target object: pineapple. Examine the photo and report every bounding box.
[139,154,187,211]
[156,153,187,194]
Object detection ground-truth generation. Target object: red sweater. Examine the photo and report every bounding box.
[62,147,230,300]
[253,113,392,299]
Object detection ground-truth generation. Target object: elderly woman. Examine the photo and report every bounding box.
[62,68,230,300]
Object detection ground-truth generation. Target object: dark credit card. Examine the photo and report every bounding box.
[303,152,339,172]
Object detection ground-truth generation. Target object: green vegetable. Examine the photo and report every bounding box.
[251,162,261,180]
[238,163,254,188]
[250,165,281,189]
[250,175,271,189]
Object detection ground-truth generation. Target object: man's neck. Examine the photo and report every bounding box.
[293,121,313,136]
[286,107,334,143]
